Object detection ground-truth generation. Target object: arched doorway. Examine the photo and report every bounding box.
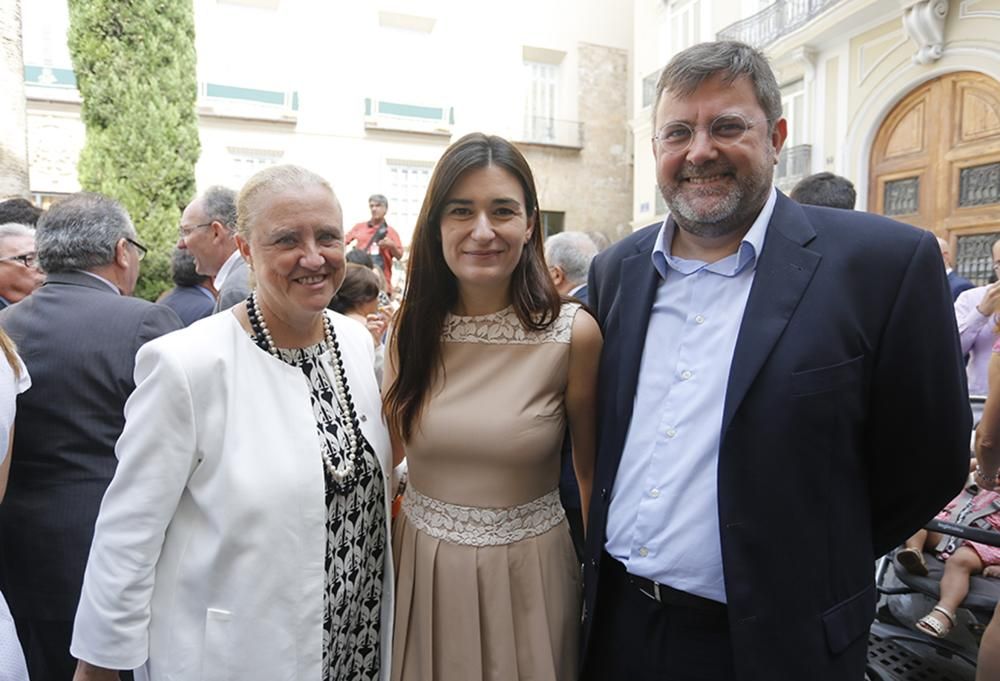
[870,71,1000,284]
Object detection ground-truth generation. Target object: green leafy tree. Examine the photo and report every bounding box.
[67,0,200,300]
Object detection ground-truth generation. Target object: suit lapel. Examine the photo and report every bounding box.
[615,230,661,430]
[721,194,820,434]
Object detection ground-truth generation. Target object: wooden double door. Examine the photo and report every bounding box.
[870,71,1000,284]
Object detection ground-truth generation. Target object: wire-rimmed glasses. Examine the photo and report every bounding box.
[653,112,761,155]
[178,221,213,239]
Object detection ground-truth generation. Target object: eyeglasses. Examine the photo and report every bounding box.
[178,221,213,239]
[126,238,148,261]
[0,252,39,269]
[653,112,761,155]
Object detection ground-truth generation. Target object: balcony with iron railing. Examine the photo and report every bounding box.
[717,0,843,49]
[774,143,812,192]
[517,117,584,149]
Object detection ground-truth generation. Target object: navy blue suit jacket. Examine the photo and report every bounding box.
[948,269,974,301]
[583,193,970,680]
[160,284,216,326]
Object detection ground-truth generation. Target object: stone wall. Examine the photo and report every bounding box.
[522,42,633,243]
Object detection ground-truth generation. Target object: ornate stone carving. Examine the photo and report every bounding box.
[901,0,950,64]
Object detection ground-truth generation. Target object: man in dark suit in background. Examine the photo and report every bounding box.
[581,41,970,681]
[939,236,974,300]
[0,193,181,681]
[545,231,598,559]
[789,171,856,210]
[158,248,217,326]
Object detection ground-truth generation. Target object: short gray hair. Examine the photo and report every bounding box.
[201,185,237,232]
[236,165,337,239]
[544,231,598,286]
[36,193,135,273]
[369,193,388,208]
[0,222,36,244]
[654,41,782,130]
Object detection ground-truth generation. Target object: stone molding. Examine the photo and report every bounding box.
[902,0,951,64]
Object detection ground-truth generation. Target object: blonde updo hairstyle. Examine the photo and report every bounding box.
[235,164,339,241]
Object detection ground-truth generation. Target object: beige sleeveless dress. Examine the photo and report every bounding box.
[391,302,582,681]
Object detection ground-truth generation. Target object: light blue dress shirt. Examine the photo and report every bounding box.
[605,188,777,604]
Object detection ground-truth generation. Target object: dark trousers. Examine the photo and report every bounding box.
[13,617,134,681]
[14,618,76,681]
[581,553,735,681]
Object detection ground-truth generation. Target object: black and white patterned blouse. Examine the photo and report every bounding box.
[271,341,386,681]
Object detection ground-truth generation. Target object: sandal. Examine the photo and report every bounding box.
[985,566,1000,578]
[897,547,929,576]
[916,605,956,638]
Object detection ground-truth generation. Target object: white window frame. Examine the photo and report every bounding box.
[227,147,283,188]
[524,60,559,143]
[385,160,434,244]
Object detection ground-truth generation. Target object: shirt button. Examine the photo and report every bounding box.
[650,488,660,498]
[695,314,706,324]
[665,427,677,438]
[638,546,649,557]
[681,370,693,380]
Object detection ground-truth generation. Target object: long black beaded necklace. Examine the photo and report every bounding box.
[245,291,366,489]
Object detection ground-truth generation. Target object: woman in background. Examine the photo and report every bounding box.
[329,263,388,384]
[0,329,30,681]
[384,133,602,681]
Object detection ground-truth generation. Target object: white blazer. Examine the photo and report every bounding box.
[71,310,394,680]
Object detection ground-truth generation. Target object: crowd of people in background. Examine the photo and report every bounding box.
[0,38,997,681]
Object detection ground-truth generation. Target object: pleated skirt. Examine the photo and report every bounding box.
[391,511,581,681]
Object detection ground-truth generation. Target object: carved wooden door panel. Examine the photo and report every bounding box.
[870,72,1000,283]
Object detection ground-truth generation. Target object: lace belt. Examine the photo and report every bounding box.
[402,485,566,547]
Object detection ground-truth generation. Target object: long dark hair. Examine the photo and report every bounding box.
[383,133,560,442]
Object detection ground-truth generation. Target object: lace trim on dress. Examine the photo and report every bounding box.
[442,302,580,345]
[402,485,566,547]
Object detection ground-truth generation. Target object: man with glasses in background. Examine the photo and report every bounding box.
[0,193,180,681]
[178,185,249,312]
[581,41,970,681]
[0,223,44,309]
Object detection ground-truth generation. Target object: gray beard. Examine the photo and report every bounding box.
[660,177,770,240]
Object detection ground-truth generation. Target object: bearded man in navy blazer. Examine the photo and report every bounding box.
[580,41,971,681]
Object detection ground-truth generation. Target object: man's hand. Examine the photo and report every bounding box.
[977,282,1000,316]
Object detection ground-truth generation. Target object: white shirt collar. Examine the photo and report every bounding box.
[651,187,776,279]
[79,270,122,295]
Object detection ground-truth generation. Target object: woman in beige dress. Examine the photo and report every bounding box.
[383,133,602,681]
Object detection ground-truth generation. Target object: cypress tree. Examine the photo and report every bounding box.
[67,0,200,300]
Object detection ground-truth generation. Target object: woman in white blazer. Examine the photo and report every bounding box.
[71,166,394,681]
